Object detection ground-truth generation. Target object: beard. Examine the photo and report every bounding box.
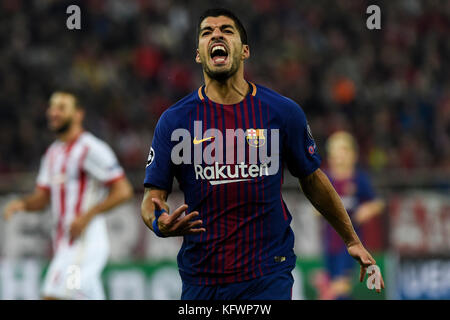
[51,118,72,134]
[203,54,240,82]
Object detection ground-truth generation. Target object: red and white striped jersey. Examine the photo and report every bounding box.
[36,131,124,251]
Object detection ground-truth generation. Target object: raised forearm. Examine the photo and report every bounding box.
[299,168,360,247]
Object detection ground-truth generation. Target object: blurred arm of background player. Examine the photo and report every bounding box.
[69,177,134,241]
[141,187,205,237]
[299,168,385,292]
[3,177,134,241]
[312,199,385,230]
[353,199,384,226]
[3,186,50,218]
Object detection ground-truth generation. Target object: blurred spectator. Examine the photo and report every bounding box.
[0,0,448,177]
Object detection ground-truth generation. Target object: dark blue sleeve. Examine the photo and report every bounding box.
[283,100,321,178]
[357,170,376,202]
[143,112,174,193]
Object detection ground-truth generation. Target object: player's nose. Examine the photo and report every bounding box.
[47,109,61,120]
[211,28,224,40]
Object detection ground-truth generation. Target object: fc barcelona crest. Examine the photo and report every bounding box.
[246,128,266,147]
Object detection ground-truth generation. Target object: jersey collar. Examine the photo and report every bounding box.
[197,81,257,102]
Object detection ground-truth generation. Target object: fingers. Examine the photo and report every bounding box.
[3,201,21,220]
[359,265,367,282]
[377,272,385,293]
[167,212,205,236]
[150,200,206,237]
[69,225,78,242]
[152,198,189,224]
[3,209,12,220]
[181,228,206,235]
[350,245,384,292]
[173,217,206,235]
[4,207,17,221]
[174,225,206,236]
[359,254,376,281]
[167,204,189,224]
[171,211,200,230]
[70,225,83,242]
[181,219,204,231]
[359,261,385,294]
[69,217,85,242]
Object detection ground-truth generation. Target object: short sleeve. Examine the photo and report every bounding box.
[36,153,51,190]
[143,112,174,193]
[283,101,321,178]
[83,141,124,185]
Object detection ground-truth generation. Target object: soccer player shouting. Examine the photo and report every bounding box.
[3,91,133,299]
[141,8,384,300]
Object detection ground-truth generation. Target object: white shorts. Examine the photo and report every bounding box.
[42,217,109,300]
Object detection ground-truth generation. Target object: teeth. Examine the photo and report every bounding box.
[212,45,226,53]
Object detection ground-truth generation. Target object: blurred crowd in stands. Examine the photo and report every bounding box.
[0,0,448,177]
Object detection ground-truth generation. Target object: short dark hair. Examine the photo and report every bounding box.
[197,8,248,45]
[52,89,83,109]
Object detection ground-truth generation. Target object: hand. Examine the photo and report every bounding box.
[3,199,25,221]
[152,198,205,237]
[354,204,372,225]
[69,213,92,242]
[347,242,385,293]
[354,200,384,226]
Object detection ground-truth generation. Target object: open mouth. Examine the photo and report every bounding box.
[210,43,228,65]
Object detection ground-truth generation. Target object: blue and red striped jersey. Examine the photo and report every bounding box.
[144,82,321,285]
[323,169,376,254]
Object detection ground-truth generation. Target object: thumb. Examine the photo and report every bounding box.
[69,224,75,242]
[151,198,163,211]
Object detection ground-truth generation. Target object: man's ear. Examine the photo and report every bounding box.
[195,49,202,64]
[75,108,85,124]
[242,44,250,60]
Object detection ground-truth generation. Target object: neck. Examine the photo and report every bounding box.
[203,67,249,105]
[57,125,83,143]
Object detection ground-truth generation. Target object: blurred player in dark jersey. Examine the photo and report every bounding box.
[141,8,384,300]
[314,131,385,299]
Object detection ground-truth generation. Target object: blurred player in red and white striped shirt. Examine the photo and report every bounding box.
[3,91,133,299]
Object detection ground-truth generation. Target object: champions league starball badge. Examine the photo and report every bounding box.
[146,147,155,167]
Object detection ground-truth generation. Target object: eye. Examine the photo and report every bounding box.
[202,31,211,36]
[224,29,233,34]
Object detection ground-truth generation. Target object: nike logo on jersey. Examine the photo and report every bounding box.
[193,136,215,144]
[169,121,281,185]
[209,178,252,185]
